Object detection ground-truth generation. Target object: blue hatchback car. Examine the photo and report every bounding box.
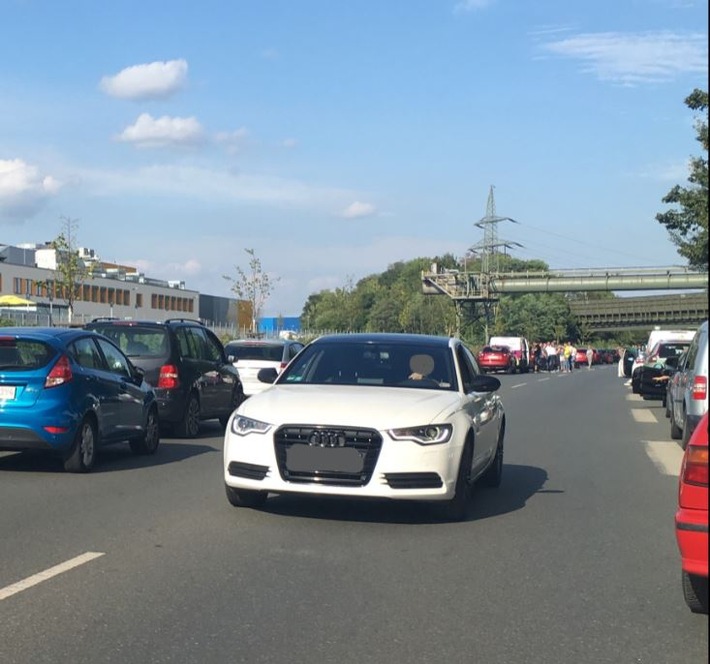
[0,327,160,472]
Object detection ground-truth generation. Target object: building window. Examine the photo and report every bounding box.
[136,293,143,308]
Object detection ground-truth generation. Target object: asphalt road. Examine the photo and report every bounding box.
[1,364,707,664]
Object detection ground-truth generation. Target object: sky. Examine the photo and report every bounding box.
[0,0,707,316]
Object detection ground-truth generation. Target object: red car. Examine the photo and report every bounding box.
[477,345,515,374]
[675,410,708,614]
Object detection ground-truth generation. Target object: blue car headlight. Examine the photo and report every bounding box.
[388,424,453,445]
[231,416,272,436]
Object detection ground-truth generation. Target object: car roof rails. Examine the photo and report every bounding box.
[164,318,205,326]
[90,316,120,322]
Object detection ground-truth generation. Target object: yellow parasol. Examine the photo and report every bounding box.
[0,294,35,306]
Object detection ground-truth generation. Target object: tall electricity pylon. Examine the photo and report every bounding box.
[466,185,522,338]
[470,185,522,281]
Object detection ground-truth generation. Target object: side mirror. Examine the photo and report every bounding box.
[664,356,679,370]
[228,355,237,364]
[257,367,279,384]
[469,374,501,393]
[132,364,146,384]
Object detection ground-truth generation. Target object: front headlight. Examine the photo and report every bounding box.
[231,415,272,436]
[388,423,453,445]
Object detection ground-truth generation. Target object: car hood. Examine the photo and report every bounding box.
[236,384,462,428]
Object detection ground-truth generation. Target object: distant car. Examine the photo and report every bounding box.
[224,338,304,396]
[675,411,708,614]
[477,345,515,374]
[637,341,691,398]
[0,327,159,472]
[574,348,598,367]
[84,318,244,437]
[668,321,709,449]
[487,336,530,373]
[223,333,506,521]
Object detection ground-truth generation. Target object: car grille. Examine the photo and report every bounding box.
[383,472,443,489]
[274,425,382,486]
[227,461,270,481]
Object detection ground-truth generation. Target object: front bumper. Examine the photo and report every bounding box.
[224,429,462,501]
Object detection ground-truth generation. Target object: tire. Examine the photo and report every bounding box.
[219,387,245,428]
[682,571,709,614]
[480,423,504,488]
[670,407,683,440]
[63,417,98,473]
[225,484,268,508]
[130,407,160,455]
[177,393,200,438]
[439,441,473,522]
[681,415,693,450]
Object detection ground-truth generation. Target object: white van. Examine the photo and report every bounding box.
[488,336,530,373]
[646,328,696,351]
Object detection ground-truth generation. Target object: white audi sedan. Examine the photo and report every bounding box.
[223,333,506,521]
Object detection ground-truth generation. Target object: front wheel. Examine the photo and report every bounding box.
[219,387,245,428]
[225,485,268,508]
[480,424,504,488]
[64,418,98,473]
[130,407,160,455]
[439,442,473,522]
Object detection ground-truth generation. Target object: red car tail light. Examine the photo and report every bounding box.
[691,376,707,400]
[44,355,73,388]
[158,364,180,389]
[682,445,709,487]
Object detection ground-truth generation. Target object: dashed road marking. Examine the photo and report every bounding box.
[538,377,550,382]
[511,383,526,389]
[631,409,658,424]
[643,441,684,476]
[0,552,105,601]
[626,394,643,401]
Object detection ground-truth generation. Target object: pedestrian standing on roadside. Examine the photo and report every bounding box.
[587,344,594,369]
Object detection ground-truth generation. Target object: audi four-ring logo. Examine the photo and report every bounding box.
[308,429,347,447]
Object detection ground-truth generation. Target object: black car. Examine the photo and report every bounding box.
[85,318,244,437]
[637,341,691,399]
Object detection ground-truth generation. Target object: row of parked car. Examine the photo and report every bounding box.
[624,322,708,614]
[631,322,708,449]
[0,319,302,472]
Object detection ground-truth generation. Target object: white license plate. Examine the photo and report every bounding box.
[0,385,17,401]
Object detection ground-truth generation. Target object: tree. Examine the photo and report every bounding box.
[223,248,279,334]
[656,88,709,270]
[52,216,92,324]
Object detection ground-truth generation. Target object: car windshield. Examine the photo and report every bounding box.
[278,341,458,390]
[225,343,284,362]
[90,326,169,358]
[485,346,509,353]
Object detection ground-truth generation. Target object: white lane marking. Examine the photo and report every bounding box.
[511,383,526,389]
[538,377,550,382]
[0,552,105,601]
[626,394,643,401]
[643,441,684,477]
[631,409,658,423]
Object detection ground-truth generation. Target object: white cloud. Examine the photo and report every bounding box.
[341,201,377,219]
[116,113,205,148]
[540,31,708,84]
[453,0,495,13]
[0,158,61,222]
[281,138,299,149]
[215,127,250,153]
[100,59,188,100]
[75,163,356,210]
[634,159,691,182]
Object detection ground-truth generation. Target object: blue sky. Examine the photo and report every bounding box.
[1,0,707,316]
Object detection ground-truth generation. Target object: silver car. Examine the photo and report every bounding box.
[668,320,709,449]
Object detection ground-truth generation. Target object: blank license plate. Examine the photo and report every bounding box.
[0,385,16,400]
[287,445,363,473]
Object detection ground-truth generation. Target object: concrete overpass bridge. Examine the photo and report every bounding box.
[421,265,708,331]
